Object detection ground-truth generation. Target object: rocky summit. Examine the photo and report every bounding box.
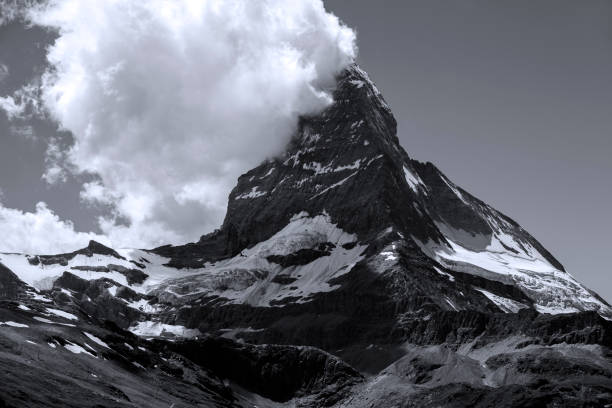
[1,65,611,407]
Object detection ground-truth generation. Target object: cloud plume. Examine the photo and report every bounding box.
[0,0,356,251]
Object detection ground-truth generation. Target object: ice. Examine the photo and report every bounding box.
[17,304,31,311]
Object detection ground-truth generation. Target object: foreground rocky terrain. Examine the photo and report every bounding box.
[1,65,611,407]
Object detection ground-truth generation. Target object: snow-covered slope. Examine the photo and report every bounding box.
[152,211,366,308]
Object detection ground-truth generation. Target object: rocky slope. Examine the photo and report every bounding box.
[1,65,611,407]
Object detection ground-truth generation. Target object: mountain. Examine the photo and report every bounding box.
[1,65,611,407]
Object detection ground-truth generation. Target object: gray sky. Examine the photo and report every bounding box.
[326,0,612,302]
[0,1,610,302]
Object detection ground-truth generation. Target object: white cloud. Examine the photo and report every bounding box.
[0,83,41,120]
[0,202,108,254]
[10,0,356,250]
[42,136,69,184]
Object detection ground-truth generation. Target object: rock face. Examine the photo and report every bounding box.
[0,263,30,299]
[1,65,611,407]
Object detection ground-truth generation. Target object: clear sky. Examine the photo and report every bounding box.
[0,1,610,302]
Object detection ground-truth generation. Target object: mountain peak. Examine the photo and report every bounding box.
[154,64,610,318]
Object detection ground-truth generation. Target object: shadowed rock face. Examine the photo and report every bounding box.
[1,65,612,407]
[164,336,363,405]
[0,263,29,299]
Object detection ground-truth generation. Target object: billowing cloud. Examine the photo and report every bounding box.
[0,82,42,120]
[0,0,356,252]
[0,202,108,254]
[6,0,355,250]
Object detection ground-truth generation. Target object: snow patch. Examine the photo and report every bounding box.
[260,167,275,178]
[83,332,110,349]
[126,299,161,313]
[309,171,359,199]
[128,321,200,338]
[33,316,54,324]
[473,288,528,313]
[403,165,426,195]
[235,186,267,200]
[153,212,367,307]
[46,308,78,321]
[430,237,612,316]
[64,342,97,358]
[380,251,398,261]
[434,266,455,282]
[0,321,29,328]
[350,79,365,88]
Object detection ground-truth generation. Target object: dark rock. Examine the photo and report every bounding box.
[0,263,28,299]
[166,336,363,404]
[271,275,298,285]
[267,242,335,267]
